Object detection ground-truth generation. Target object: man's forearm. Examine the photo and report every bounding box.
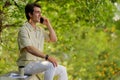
[47,24,57,42]
[24,46,46,59]
[23,46,58,67]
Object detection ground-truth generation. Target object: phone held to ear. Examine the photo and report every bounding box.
[40,17,44,23]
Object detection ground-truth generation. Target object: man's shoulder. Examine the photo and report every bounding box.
[19,22,29,31]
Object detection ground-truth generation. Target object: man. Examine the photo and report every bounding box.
[17,3,68,80]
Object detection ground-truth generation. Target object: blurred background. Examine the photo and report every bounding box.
[1,0,120,80]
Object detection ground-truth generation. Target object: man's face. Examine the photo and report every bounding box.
[30,7,41,23]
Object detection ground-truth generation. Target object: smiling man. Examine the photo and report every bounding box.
[17,3,68,80]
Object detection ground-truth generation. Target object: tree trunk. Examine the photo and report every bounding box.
[0,10,2,43]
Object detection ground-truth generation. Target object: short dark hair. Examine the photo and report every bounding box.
[25,3,41,21]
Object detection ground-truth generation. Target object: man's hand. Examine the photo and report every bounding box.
[47,56,58,67]
[41,17,50,27]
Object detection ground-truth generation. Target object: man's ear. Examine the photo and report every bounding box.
[28,13,32,18]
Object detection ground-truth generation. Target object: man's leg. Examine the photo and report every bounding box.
[24,61,68,80]
[43,61,56,80]
[54,65,68,80]
[24,61,56,80]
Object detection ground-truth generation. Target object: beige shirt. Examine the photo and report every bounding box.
[17,22,50,66]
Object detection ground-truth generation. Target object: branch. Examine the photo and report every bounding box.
[3,0,20,9]
[3,1,11,8]
[3,24,16,28]
[2,23,21,29]
[13,0,19,8]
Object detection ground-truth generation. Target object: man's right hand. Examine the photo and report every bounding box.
[47,56,58,67]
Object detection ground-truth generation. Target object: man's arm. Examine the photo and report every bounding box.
[47,23,57,42]
[24,46,58,67]
[18,24,57,67]
[43,18,57,42]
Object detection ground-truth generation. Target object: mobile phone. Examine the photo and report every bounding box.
[40,17,44,23]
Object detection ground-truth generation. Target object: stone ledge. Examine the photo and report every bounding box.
[0,72,40,80]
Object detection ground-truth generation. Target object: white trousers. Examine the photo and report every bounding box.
[24,61,68,80]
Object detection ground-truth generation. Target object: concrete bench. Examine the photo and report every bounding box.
[0,71,41,80]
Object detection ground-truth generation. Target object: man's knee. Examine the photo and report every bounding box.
[60,66,67,73]
[47,62,55,69]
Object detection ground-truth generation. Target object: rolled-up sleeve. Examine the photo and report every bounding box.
[18,28,32,50]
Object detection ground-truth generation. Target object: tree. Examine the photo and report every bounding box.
[1,0,120,80]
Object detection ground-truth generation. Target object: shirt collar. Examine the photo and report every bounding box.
[25,22,40,31]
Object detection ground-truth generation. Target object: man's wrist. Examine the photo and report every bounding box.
[45,55,49,60]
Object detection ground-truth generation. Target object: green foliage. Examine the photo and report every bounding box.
[1,0,120,80]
